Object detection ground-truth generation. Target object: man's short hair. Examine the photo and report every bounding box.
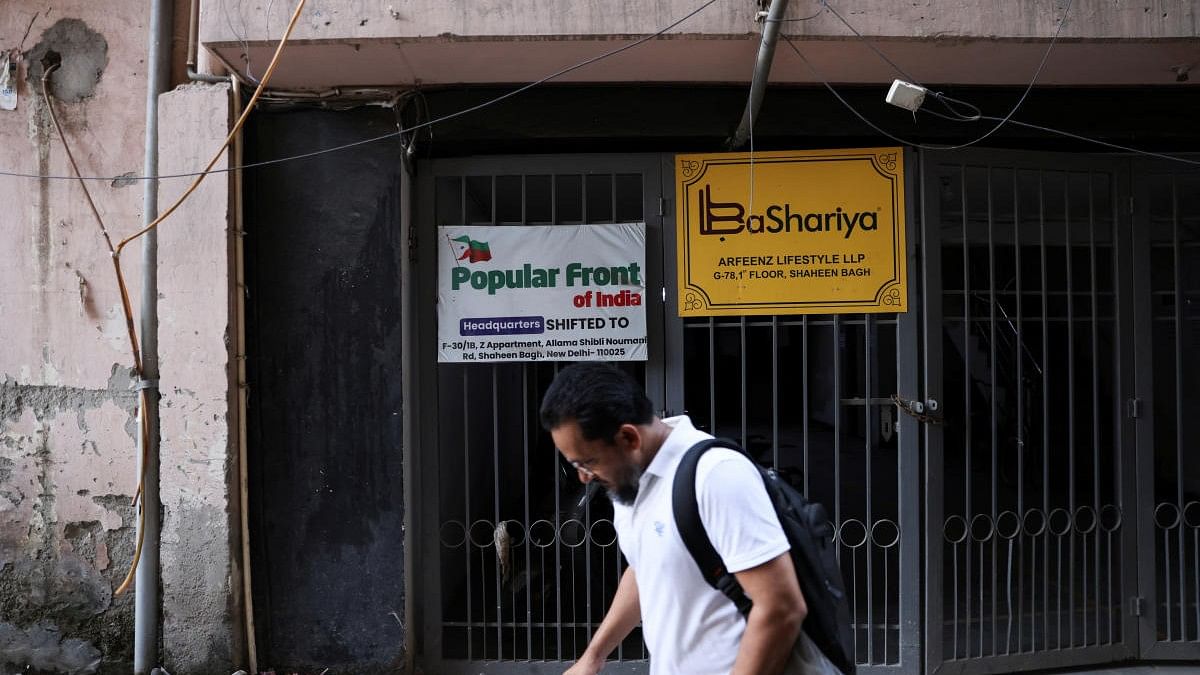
[539,362,653,441]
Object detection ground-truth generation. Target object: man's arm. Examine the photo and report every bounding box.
[565,566,641,675]
[730,552,806,675]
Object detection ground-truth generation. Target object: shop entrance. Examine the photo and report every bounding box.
[413,150,1200,674]
[413,153,921,674]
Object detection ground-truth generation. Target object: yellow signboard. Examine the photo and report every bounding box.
[676,148,907,316]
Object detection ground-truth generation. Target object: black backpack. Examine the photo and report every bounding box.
[671,438,856,674]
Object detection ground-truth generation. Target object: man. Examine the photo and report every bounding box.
[540,362,837,675]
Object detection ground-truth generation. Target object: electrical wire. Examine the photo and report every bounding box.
[783,33,1200,166]
[41,0,310,597]
[0,0,723,183]
[980,116,1200,166]
[765,7,825,22]
[819,0,920,86]
[797,0,1075,151]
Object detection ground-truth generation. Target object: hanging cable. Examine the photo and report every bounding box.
[782,35,1200,167]
[34,0,311,597]
[796,0,1075,149]
[819,0,921,85]
[0,0,722,183]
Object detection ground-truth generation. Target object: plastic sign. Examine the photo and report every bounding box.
[676,148,907,316]
[437,224,648,363]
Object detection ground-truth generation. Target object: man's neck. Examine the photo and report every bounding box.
[637,417,673,471]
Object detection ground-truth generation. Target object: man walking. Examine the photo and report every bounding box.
[540,362,838,674]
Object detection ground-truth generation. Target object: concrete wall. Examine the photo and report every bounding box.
[1,3,241,673]
[156,82,239,675]
[202,0,1200,43]
[191,0,1200,90]
[0,2,150,673]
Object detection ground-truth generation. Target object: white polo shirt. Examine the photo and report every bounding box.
[611,415,790,675]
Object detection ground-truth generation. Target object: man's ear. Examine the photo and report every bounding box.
[615,423,642,453]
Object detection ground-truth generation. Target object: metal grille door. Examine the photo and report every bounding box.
[921,152,1139,673]
[661,154,923,674]
[415,156,664,673]
[1133,163,1200,660]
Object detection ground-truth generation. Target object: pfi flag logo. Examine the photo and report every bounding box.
[452,235,493,263]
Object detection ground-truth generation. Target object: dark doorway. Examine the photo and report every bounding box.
[244,107,407,673]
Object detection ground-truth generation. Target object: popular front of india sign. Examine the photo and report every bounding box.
[676,148,907,316]
[437,224,647,363]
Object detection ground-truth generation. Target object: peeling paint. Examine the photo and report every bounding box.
[0,621,102,675]
[0,364,137,433]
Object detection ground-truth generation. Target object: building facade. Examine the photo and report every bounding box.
[1,1,1198,673]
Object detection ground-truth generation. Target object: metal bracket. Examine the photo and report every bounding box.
[134,378,160,391]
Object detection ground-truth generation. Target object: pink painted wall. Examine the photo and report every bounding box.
[0,3,239,673]
[1,2,152,672]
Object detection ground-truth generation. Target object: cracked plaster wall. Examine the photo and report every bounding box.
[156,82,239,675]
[0,2,235,673]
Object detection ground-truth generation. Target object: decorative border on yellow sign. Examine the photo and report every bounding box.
[676,148,907,316]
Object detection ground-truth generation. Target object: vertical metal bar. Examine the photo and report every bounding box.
[1165,528,1174,641]
[960,167,974,657]
[581,171,589,225]
[954,544,960,658]
[520,174,528,225]
[865,314,875,662]
[610,172,617,224]
[1089,173,1101,648]
[494,367,503,657]
[834,315,843,535]
[740,317,748,449]
[464,369,473,659]
[551,170,558,225]
[1173,174,1186,639]
[709,318,717,433]
[583,172,597,648]
[1014,169,1026,653]
[803,316,810,497]
[898,149,923,672]
[1065,174,1077,649]
[988,167,999,657]
[1112,160,1135,654]
[523,368,533,659]
[554,364,563,660]
[921,152,949,673]
[852,548,860,662]
[585,480,594,645]
[772,316,779,470]
[1039,170,1051,652]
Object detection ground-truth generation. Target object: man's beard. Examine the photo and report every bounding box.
[605,462,643,506]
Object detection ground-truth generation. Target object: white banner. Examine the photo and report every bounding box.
[437,224,648,363]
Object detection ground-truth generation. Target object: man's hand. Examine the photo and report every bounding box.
[730,552,806,675]
[563,652,606,675]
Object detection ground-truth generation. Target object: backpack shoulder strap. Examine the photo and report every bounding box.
[671,437,753,615]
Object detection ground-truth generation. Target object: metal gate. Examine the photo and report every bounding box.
[415,153,923,673]
[1132,161,1200,662]
[920,151,1141,673]
[414,154,667,674]
[662,156,923,673]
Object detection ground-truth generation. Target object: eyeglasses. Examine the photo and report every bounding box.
[568,457,599,478]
